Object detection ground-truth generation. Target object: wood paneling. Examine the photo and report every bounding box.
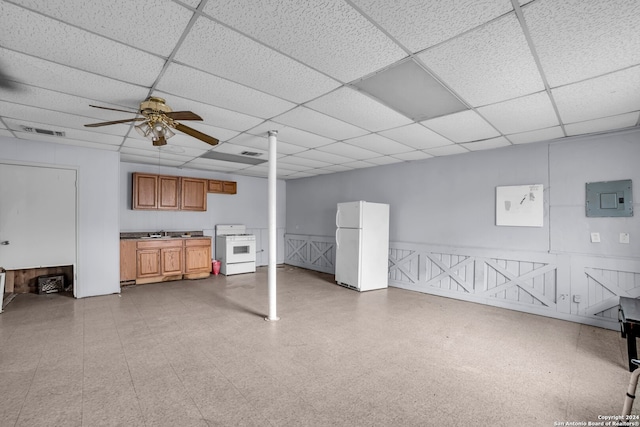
[181,178,207,211]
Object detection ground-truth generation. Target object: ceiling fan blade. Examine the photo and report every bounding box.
[89,104,138,114]
[84,118,145,127]
[174,122,219,146]
[164,111,202,121]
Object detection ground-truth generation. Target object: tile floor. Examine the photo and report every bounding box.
[0,265,636,426]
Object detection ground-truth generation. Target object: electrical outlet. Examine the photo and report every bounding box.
[620,233,630,244]
[590,232,601,243]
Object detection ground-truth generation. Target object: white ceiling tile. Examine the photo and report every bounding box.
[352,0,513,52]
[175,17,340,103]
[340,160,377,169]
[378,123,453,150]
[12,130,120,151]
[279,156,331,169]
[273,107,368,141]
[305,87,412,132]
[424,145,469,156]
[316,142,380,160]
[0,2,165,86]
[318,164,355,173]
[0,101,128,136]
[367,156,405,166]
[391,151,433,161]
[122,138,209,157]
[524,0,640,87]
[211,142,268,158]
[0,129,15,137]
[120,154,185,167]
[344,133,413,155]
[506,126,564,144]
[0,49,150,106]
[295,149,352,165]
[421,110,500,143]
[477,92,559,134]
[287,171,318,179]
[185,157,249,172]
[461,136,511,151]
[228,133,307,155]
[9,0,194,57]
[418,13,544,107]
[4,118,123,146]
[157,63,295,119]
[153,91,263,132]
[202,0,406,82]
[179,0,201,7]
[246,122,336,149]
[565,112,640,137]
[552,66,640,123]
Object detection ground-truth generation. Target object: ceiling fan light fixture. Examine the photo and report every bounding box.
[135,122,151,137]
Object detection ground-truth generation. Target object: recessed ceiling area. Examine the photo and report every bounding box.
[352,59,469,122]
[0,0,638,179]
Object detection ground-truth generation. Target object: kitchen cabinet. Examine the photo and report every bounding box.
[133,173,158,209]
[181,178,207,211]
[120,240,136,282]
[158,175,180,210]
[208,179,237,194]
[121,237,211,285]
[184,238,212,278]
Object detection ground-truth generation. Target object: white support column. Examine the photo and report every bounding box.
[266,130,280,321]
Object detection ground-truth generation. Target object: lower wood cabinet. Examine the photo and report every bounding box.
[122,237,211,286]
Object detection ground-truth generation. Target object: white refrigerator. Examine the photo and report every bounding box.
[335,201,390,292]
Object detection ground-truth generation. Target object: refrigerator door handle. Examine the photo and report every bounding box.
[335,208,340,227]
[335,228,339,248]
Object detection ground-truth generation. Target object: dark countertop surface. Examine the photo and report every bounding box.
[120,231,208,240]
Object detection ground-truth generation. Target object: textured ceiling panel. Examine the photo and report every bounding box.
[245,122,336,149]
[4,118,122,146]
[0,2,165,86]
[367,156,405,166]
[418,13,544,107]
[461,136,511,151]
[344,133,413,155]
[0,129,15,137]
[202,0,406,82]
[157,63,295,119]
[506,126,564,145]
[425,144,469,156]
[175,17,340,103]
[228,134,306,156]
[379,123,453,150]
[391,151,433,161]
[351,0,513,52]
[565,112,640,137]
[552,66,640,123]
[12,130,121,151]
[305,87,412,132]
[477,92,559,134]
[316,142,379,160]
[8,0,194,57]
[524,0,640,87]
[120,153,185,167]
[278,156,331,169]
[295,149,352,165]
[0,49,149,106]
[422,110,500,143]
[273,107,369,141]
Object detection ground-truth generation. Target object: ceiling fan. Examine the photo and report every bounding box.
[84,96,219,147]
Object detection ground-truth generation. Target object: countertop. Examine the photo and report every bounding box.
[120,231,209,240]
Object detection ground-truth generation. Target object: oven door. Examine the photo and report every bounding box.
[225,240,256,263]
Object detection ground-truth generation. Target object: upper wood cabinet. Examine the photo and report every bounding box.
[133,173,158,209]
[132,173,207,211]
[181,178,207,211]
[158,175,180,210]
[208,179,237,194]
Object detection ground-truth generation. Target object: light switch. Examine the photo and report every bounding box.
[590,232,601,243]
[620,233,630,244]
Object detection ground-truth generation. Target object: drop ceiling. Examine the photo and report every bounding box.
[0,0,638,179]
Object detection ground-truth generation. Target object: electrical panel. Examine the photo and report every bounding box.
[586,179,633,217]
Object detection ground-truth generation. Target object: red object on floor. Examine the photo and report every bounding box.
[212,260,221,275]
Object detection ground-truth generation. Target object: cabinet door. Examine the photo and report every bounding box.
[158,175,180,210]
[208,180,223,193]
[161,247,183,275]
[133,173,158,209]
[137,249,161,277]
[181,178,207,211]
[120,240,137,282]
[185,243,211,274]
[222,181,237,194]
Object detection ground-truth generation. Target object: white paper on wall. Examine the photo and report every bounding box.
[496,184,544,227]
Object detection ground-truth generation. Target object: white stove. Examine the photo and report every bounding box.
[215,225,256,275]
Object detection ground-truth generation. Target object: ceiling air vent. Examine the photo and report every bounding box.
[240,151,263,157]
[21,126,65,137]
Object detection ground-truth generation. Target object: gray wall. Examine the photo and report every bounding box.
[285,128,640,328]
[287,129,639,257]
